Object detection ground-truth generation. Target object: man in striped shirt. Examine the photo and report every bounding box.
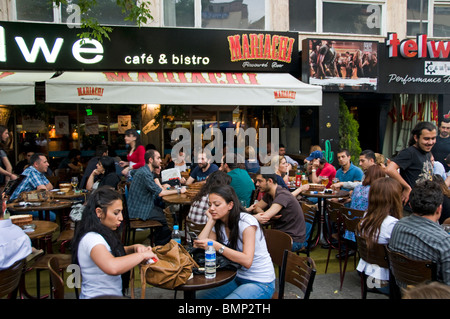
[389,180,450,286]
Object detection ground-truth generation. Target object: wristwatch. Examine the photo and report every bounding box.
[218,245,225,254]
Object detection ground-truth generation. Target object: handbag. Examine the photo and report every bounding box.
[132,240,199,299]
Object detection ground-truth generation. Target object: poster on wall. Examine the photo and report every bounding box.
[54,116,69,135]
[302,39,378,92]
[118,115,131,134]
[85,116,99,135]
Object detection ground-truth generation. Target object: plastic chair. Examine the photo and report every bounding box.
[386,246,437,299]
[295,202,319,257]
[324,200,343,275]
[48,257,65,299]
[277,249,316,299]
[356,234,389,299]
[339,206,365,290]
[0,259,25,299]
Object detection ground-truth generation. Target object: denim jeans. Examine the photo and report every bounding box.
[196,276,275,299]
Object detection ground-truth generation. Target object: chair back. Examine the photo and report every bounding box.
[264,229,293,268]
[0,259,25,299]
[356,235,388,268]
[339,207,365,233]
[325,200,343,224]
[300,202,319,255]
[278,250,316,299]
[386,246,437,289]
[48,257,65,299]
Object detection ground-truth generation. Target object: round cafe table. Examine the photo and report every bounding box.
[174,270,237,299]
[7,199,73,221]
[162,193,194,231]
[300,189,350,248]
[23,220,59,253]
[52,190,88,201]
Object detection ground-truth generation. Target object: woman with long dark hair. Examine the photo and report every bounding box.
[85,156,121,191]
[194,185,275,299]
[0,125,17,186]
[71,186,157,299]
[119,129,145,177]
[356,177,403,294]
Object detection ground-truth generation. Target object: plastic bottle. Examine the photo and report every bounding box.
[172,225,181,244]
[205,241,216,279]
[295,166,302,187]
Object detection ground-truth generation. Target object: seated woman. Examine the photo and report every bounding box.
[86,156,121,191]
[356,177,403,295]
[194,185,275,299]
[71,186,157,299]
[187,170,232,235]
[350,165,386,211]
[273,155,290,186]
[58,149,83,173]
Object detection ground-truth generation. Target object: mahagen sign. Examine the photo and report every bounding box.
[378,33,450,94]
[0,21,299,73]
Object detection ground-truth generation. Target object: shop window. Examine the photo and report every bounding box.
[14,0,135,26]
[407,0,429,35]
[15,0,56,22]
[289,0,383,35]
[201,0,265,30]
[433,4,450,37]
[322,1,382,35]
[289,0,316,32]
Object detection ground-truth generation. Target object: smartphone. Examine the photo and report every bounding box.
[188,231,198,240]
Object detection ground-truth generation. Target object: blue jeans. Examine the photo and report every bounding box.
[292,241,307,252]
[196,276,275,299]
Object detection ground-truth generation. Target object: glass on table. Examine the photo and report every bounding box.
[320,176,329,187]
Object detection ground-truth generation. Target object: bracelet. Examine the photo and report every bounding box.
[311,169,316,173]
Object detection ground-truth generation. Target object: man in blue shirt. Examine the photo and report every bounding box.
[220,153,255,207]
[10,153,53,201]
[185,152,218,185]
[334,149,364,191]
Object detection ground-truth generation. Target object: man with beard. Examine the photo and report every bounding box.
[385,121,436,213]
[432,118,450,172]
[127,149,186,245]
[185,152,219,185]
[247,173,306,252]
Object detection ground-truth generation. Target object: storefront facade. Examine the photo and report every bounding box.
[0,21,322,165]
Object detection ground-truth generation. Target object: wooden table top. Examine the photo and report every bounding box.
[300,189,350,199]
[177,270,237,291]
[24,220,59,240]
[162,193,193,205]
[51,190,88,200]
[7,199,73,212]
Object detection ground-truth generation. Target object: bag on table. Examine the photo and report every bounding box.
[132,239,199,299]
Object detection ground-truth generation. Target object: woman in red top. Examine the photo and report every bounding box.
[119,129,145,177]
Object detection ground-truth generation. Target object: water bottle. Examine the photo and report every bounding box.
[205,241,216,279]
[172,225,181,244]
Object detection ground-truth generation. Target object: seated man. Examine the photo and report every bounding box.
[10,153,55,220]
[127,149,186,246]
[0,200,32,270]
[334,149,363,191]
[248,173,306,251]
[307,150,336,188]
[185,152,219,185]
[220,153,255,207]
[389,180,450,286]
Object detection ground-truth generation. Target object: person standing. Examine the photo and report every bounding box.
[385,121,436,210]
[432,118,450,172]
[119,129,145,178]
[0,125,18,188]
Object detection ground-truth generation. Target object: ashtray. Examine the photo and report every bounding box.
[22,223,36,233]
[56,192,65,195]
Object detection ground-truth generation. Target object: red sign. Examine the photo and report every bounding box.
[386,33,450,59]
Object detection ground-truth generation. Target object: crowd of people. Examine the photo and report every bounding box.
[2,120,450,300]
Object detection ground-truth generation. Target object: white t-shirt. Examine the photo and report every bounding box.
[356,215,398,281]
[77,232,122,299]
[216,213,275,283]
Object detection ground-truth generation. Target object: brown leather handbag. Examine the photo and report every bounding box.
[132,240,199,299]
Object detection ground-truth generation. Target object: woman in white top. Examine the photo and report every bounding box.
[356,177,403,294]
[71,186,157,299]
[194,185,275,299]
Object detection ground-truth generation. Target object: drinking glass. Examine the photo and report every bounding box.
[321,176,329,187]
[71,177,79,192]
